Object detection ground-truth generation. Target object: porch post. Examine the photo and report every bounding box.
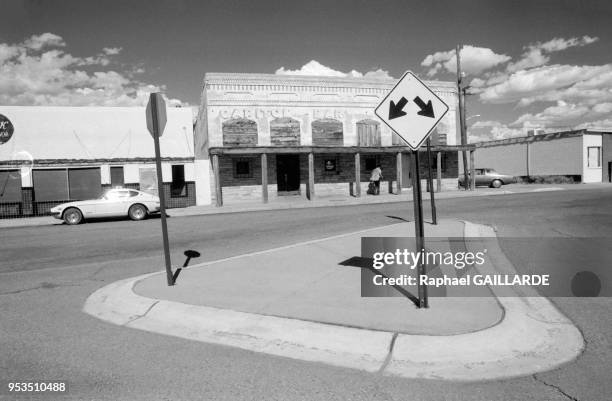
[308,152,315,200]
[261,153,268,203]
[436,151,442,192]
[212,154,223,207]
[355,152,361,197]
[470,149,476,191]
[396,152,402,194]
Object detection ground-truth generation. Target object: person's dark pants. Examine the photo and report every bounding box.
[374,180,380,195]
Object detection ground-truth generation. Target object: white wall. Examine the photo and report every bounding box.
[194,159,212,205]
[100,164,111,185]
[583,134,603,183]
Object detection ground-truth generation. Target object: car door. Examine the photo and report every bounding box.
[98,190,131,216]
[79,198,108,217]
[475,169,487,186]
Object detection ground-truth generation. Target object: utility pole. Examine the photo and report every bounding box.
[456,45,469,190]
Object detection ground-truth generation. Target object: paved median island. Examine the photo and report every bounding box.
[83,219,584,381]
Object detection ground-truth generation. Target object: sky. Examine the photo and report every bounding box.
[1,0,612,142]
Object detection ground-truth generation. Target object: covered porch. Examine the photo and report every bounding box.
[209,145,476,207]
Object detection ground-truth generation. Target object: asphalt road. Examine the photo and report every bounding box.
[1,187,611,400]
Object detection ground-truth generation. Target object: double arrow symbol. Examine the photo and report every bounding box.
[388,96,435,120]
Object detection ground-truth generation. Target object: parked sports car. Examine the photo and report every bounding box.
[458,168,515,188]
[50,188,160,225]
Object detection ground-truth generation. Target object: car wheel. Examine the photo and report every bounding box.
[491,179,503,188]
[128,204,148,221]
[63,208,83,225]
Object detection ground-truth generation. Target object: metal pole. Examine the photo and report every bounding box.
[469,149,476,191]
[411,150,428,308]
[457,45,469,191]
[151,95,173,286]
[426,139,437,225]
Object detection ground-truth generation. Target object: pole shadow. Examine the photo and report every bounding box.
[339,256,420,307]
[172,249,202,284]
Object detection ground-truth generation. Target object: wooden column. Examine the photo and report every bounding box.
[261,153,268,203]
[396,152,402,195]
[436,151,442,192]
[469,150,476,191]
[212,154,223,206]
[354,152,361,197]
[307,152,315,200]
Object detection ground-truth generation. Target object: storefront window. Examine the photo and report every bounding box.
[233,158,253,178]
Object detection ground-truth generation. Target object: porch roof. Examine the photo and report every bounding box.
[209,144,475,156]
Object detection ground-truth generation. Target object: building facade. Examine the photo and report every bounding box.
[195,73,464,206]
[0,106,198,218]
[474,130,612,183]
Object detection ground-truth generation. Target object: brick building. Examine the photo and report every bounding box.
[194,73,469,206]
[0,106,198,218]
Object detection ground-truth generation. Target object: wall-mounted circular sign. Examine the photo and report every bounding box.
[324,159,336,172]
[0,114,14,145]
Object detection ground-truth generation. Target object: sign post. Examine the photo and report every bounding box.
[426,138,437,225]
[375,71,449,308]
[146,93,173,286]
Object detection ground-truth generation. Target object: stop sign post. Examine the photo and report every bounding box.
[146,93,173,286]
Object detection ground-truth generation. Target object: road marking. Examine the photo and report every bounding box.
[531,187,565,192]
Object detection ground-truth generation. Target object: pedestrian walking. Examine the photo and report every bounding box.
[369,165,383,195]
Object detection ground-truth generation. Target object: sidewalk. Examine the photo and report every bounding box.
[2,183,608,229]
[83,218,584,381]
[134,219,502,335]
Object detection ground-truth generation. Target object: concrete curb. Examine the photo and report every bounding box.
[84,274,392,372]
[386,222,584,381]
[83,221,584,381]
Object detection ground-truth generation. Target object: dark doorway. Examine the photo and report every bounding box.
[608,161,611,183]
[276,154,301,193]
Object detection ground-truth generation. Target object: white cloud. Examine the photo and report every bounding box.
[539,36,598,52]
[506,36,598,72]
[102,47,122,55]
[575,118,612,130]
[444,35,610,132]
[363,68,392,79]
[275,60,392,79]
[23,32,65,50]
[512,101,589,126]
[421,46,511,76]
[469,121,525,143]
[512,100,612,127]
[477,64,612,105]
[0,33,186,107]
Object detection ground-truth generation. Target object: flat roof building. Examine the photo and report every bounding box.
[473,129,612,183]
[0,106,198,217]
[195,73,467,206]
